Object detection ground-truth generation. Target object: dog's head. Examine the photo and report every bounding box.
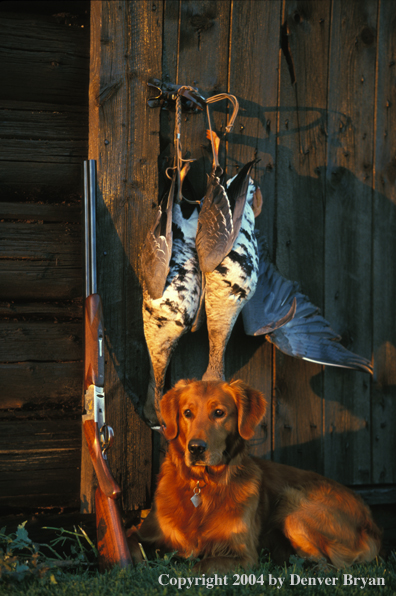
[160,379,267,468]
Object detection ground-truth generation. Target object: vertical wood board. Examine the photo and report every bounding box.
[225,0,283,458]
[372,0,396,484]
[83,0,163,511]
[324,0,377,484]
[170,0,232,385]
[273,0,332,473]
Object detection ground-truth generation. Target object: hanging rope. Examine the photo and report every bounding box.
[174,91,183,203]
[166,86,199,204]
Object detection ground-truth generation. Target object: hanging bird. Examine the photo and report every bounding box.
[242,236,373,374]
[141,168,202,427]
[196,132,266,381]
[140,171,176,301]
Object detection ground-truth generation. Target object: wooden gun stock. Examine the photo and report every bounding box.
[95,487,132,571]
[83,418,132,568]
[83,419,120,499]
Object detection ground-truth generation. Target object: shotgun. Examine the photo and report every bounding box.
[83,160,132,571]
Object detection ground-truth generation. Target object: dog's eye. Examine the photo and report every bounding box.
[184,409,192,418]
[214,409,225,418]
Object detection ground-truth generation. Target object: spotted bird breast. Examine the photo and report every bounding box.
[143,206,201,346]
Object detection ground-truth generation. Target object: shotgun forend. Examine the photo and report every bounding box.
[84,293,105,391]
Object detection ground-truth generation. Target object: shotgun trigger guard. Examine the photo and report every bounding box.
[100,424,114,459]
[147,78,206,113]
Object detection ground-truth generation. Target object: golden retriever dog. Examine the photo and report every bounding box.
[128,379,381,573]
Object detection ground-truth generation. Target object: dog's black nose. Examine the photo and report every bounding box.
[188,439,207,456]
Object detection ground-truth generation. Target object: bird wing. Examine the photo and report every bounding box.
[196,160,258,274]
[225,160,256,253]
[243,234,373,374]
[242,256,298,335]
[242,234,297,335]
[196,175,233,273]
[266,296,373,374]
[141,175,175,300]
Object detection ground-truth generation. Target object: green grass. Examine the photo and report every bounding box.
[1,552,396,595]
[1,524,395,595]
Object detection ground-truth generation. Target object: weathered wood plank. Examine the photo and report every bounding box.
[0,299,82,318]
[170,0,232,386]
[372,0,396,485]
[122,0,164,509]
[227,0,281,249]
[274,353,324,472]
[0,222,81,258]
[157,0,180,200]
[85,0,162,512]
[273,0,331,473]
[0,361,82,410]
[0,13,89,106]
[0,104,88,140]
[225,0,282,459]
[0,99,88,113]
[0,1,88,17]
[0,321,82,362]
[88,0,101,161]
[0,418,80,507]
[0,419,80,450]
[0,491,80,510]
[354,486,396,506]
[0,261,82,300]
[0,410,80,421]
[0,162,82,193]
[0,202,81,222]
[0,140,87,163]
[162,0,179,83]
[177,0,232,199]
[324,0,377,484]
[0,450,80,473]
[0,220,82,300]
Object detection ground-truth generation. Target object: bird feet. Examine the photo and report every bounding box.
[206,129,221,173]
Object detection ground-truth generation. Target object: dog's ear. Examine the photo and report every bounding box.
[160,379,189,440]
[230,380,267,440]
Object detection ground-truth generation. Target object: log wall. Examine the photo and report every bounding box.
[0,0,89,510]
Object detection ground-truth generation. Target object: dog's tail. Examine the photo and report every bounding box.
[277,484,381,568]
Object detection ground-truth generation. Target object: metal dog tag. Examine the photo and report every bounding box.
[191,484,202,508]
[191,492,202,508]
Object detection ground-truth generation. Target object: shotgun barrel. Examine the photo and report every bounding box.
[82,159,132,570]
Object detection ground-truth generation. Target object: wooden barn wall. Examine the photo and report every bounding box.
[91,0,396,511]
[0,1,89,509]
[161,0,396,492]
